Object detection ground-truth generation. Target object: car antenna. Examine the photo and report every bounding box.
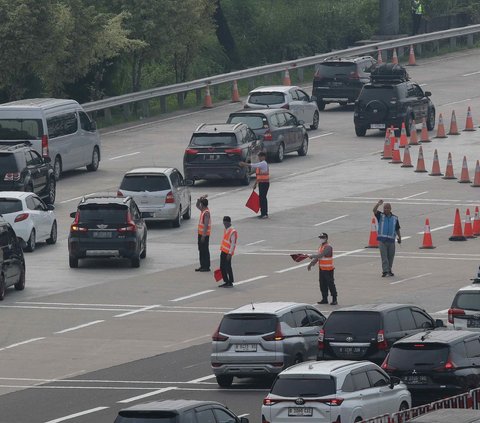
[421,331,431,341]
[251,302,255,310]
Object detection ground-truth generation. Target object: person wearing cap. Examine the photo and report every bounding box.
[219,216,238,288]
[307,233,337,305]
[195,196,211,272]
[240,152,270,219]
[373,200,401,277]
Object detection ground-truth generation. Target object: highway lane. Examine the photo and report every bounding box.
[0,49,479,422]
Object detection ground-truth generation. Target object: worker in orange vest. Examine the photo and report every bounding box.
[218,216,237,288]
[195,195,211,272]
[240,151,269,218]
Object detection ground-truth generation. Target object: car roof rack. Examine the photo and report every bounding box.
[370,63,409,83]
[81,193,131,203]
[0,141,32,151]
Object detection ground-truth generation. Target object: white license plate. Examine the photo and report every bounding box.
[339,347,365,354]
[288,408,313,417]
[467,319,480,328]
[92,231,112,238]
[204,154,220,160]
[370,123,386,129]
[234,344,257,352]
[405,375,428,385]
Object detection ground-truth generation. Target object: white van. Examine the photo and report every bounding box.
[0,98,101,180]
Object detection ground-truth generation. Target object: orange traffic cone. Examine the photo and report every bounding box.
[442,152,456,180]
[434,113,448,138]
[203,85,213,108]
[473,206,480,236]
[420,218,436,249]
[389,135,402,164]
[429,149,443,176]
[377,49,383,64]
[464,106,476,131]
[409,119,419,145]
[420,118,431,143]
[448,110,460,135]
[472,160,480,187]
[283,69,291,86]
[464,208,476,238]
[365,217,379,248]
[392,48,398,65]
[414,145,427,173]
[407,45,417,66]
[231,80,240,103]
[401,144,413,168]
[382,128,392,160]
[458,156,471,183]
[399,122,408,148]
[449,208,467,241]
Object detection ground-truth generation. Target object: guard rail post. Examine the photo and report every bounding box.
[213,85,219,98]
[467,33,474,47]
[160,96,167,113]
[471,387,480,409]
[297,67,304,83]
[141,100,149,118]
[104,108,112,125]
[248,78,255,91]
[450,36,457,49]
[177,92,184,108]
[195,89,202,106]
[122,104,131,119]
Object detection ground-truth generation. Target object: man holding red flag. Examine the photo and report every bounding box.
[240,152,270,219]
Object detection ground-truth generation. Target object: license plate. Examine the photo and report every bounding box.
[467,319,480,328]
[370,123,386,129]
[142,212,154,218]
[205,154,220,160]
[339,347,365,354]
[288,408,313,417]
[329,82,342,87]
[234,344,257,352]
[404,375,428,385]
[92,231,112,238]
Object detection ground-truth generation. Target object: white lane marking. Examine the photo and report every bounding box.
[314,214,349,226]
[419,83,428,87]
[115,305,158,318]
[400,191,428,200]
[44,407,109,423]
[442,98,471,106]
[170,290,215,302]
[234,275,268,286]
[434,309,449,314]
[390,273,432,285]
[463,71,480,77]
[118,387,177,404]
[55,320,104,334]
[109,151,140,160]
[417,224,453,234]
[0,337,45,351]
[17,301,230,309]
[401,236,411,241]
[187,375,216,383]
[245,240,265,246]
[59,196,84,204]
[238,414,250,418]
[325,199,478,207]
[309,132,334,140]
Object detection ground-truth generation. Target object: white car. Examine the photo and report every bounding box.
[261,360,411,423]
[448,267,480,330]
[0,191,57,252]
[245,85,320,130]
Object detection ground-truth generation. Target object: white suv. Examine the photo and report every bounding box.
[261,360,410,423]
[448,268,480,330]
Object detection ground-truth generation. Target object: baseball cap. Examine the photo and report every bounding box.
[223,216,231,222]
[318,232,328,239]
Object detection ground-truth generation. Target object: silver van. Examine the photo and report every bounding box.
[0,98,101,180]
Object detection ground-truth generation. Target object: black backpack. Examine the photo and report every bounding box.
[370,63,409,83]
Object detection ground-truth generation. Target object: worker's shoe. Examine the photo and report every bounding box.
[317,299,328,304]
[198,268,210,272]
[382,272,388,277]
[388,271,395,277]
[330,298,338,305]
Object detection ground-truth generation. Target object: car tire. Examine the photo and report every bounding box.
[216,375,233,388]
[140,238,147,259]
[310,111,319,130]
[172,207,181,228]
[54,156,62,181]
[86,147,100,172]
[293,353,303,365]
[69,256,78,268]
[25,182,34,193]
[297,136,308,156]
[46,177,56,205]
[46,221,57,245]
[274,143,285,163]
[405,114,414,137]
[355,126,367,137]
[316,100,325,111]
[14,266,25,291]
[25,229,36,252]
[399,402,409,412]
[426,107,436,131]
[131,255,141,268]
[240,170,250,186]
[0,273,5,300]
[183,201,191,220]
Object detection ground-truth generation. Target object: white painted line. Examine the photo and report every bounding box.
[118,387,177,404]
[245,240,265,246]
[417,223,453,234]
[115,305,158,318]
[238,414,250,418]
[390,273,432,285]
[434,309,449,314]
[310,132,334,140]
[463,71,480,77]
[109,151,140,160]
[314,214,349,226]
[170,290,215,302]
[442,98,471,107]
[0,337,45,351]
[59,196,84,204]
[44,407,109,423]
[187,375,216,383]
[55,320,104,334]
[400,191,428,200]
[419,83,428,87]
[234,275,269,286]
[401,236,411,240]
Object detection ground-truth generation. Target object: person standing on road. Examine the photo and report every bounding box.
[195,195,211,272]
[240,152,270,219]
[373,200,401,277]
[307,233,337,305]
[411,0,424,35]
[219,216,237,288]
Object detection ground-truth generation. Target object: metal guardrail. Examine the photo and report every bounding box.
[82,24,480,115]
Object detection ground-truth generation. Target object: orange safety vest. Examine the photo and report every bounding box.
[256,165,270,183]
[198,208,211,236]
[220,227,237,255]
[318,243,334,270]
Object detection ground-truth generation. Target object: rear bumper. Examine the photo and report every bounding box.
[354,113,408,130]
[68,238,139,258]
[319,349,387,365]
[212,363,284,377]
[138,205,178,221]
[313,86,361,103]
[184,165,249,181]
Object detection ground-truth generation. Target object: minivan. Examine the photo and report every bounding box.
[0,98,101,180]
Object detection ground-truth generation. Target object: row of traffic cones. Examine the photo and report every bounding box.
[377,45,417,66]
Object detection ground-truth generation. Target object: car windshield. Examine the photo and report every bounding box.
[271,376,336,397]
[219,314,277,336]
[0,198,22,214]
[78,204,128,224]
[388,343,449,370]
[324,311,381,336]
[453,292,480,311]
[115,411,177,423]
[359,86,396,102]
[315,62,357,77]
[190,134,237,147]
[228,115,266,130]
[0,119,43,140]
[120,175,171,192]
[0,154,18,170]
[249,92,285,105]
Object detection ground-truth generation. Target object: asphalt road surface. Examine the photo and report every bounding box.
[0,49,480,423]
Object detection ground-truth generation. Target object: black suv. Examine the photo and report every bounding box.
[312,56,376,110]
[354,63,435,137]
[382,330,480,404]
[0,143,56,204]
[0,217,26,299]
[183,123,259,185]
[68,194,147,268]
[318,304,444,365]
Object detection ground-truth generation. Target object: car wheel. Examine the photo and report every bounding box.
[131,255,141,268]
[86,147,100,171]
[216,375,233,388]
[46,221,57,245]
[405,114,414,137]
[240,170,250,186]
[297,136,308,156]
[275,143,285,163]
[399,402,409,412]
[25,229,36,252]
[316,100,325,111]
[354,418,363,423]
[69,256,78,268]
[0,273,5,300]
[53,156,62,181]
[140,238,147,259]
[172,207,181,228]
[355,126,367,137]
[183,200,191,220]
[310,111,319,130]
[293,354,303,365]
[14,266,26,291]
[426,107,436,131]
[25,182,34,193]
[46,177,56,205]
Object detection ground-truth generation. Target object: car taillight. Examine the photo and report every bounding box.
[225,148,242,155]
[185,148,199,155]
[263,398,281,406]
[118,212,137,232]
[243,104,250,109]
[381,354,396,371]
[435,355,456,372]
[212,325,229,341]
[14,213,29,223]
[4,172,21,181]
[263,131,273,141]
[318,328,325,350]
[319,398,344,406]
[448,308,465,324]
[349,71,360,80]
[165,191,175,204]
[377,330,388,350]
[70,212,88,232]
[262,322,285,341]
[41,134,49,157]
[281,104,290,110]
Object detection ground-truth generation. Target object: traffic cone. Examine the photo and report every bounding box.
[442,152,456,180]
[429,149,443,176]
[464,209,476,238]
[382,128,392,160]
[458,156,471,183]
[231,80,240,103]
[449,208,467,241]
[434,113,447,138]
[464,106,476,131]
[420,118,431,143]
[399,122,408,148]
[409,119,419,145]
[473,206,480,236]
[365,217,379,248]
[407,45,417,66]
[472,160,480,187]
[283,69,291,86]
[392,48,398,65]
[401,144,413,167]
[377,49,383,64]
[448,110,460,135]
[414,145,428,173]
[203,85,213,108]
[420,218,435,249]
[389,135,402,164]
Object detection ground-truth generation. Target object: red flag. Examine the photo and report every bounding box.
[290,253,309,263]
[214,268,223,282]
[245,190,260,213]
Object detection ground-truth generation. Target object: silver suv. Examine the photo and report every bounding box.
[211,302,326,387]
[448,268,480,331]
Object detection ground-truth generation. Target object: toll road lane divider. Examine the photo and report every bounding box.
[54,320,105,334]
[0,337,45,352]
[314,214,349,226]
[390,273,432,285]
[44,407,110,423]
[118,386,177,404]
[114,305,159,318]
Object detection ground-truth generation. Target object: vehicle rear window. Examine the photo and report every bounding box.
[315,62,356,77]
[324,312,381,336]
[190,133,237,147]
[0,153,19,170]
[248,92,285,106]
[453,292,480,311]
[78,204,127,224]
[120,175,171,192]
[359,86,396,102]
[388,343,449,370]
[115,410,177,423]
[219,314,277,335]
[228,114,267,130]
[271,376,335,397]
[0,199,22,214]
[0,119,43,140]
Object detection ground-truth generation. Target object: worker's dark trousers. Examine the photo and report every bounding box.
[220,252,234,284]
[258,182,269,216]
[198,235,210,270]
[319,269,337,301]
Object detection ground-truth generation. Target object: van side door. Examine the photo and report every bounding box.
[47,112,82,170]
[79,111,98,165]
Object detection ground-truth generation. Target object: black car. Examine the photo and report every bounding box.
[318,304,444,365]
[313,56,376,110]
[183,123,259,185]
[0,142,56,204]
[354,63,435,137]
[0,217,26,299]
[68,194,147,268]
[382,330,480,404]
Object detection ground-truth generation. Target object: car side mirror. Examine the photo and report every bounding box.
[240,417,249,423]
[435,319,445,328]
[184,180,194,186]
[390,376,401,389]
[298,120,305,126]
[47,204,55,211]
[70,212,77,218]
[424,91,432,97]
[89,120,97,131]
[310,95,317,102]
